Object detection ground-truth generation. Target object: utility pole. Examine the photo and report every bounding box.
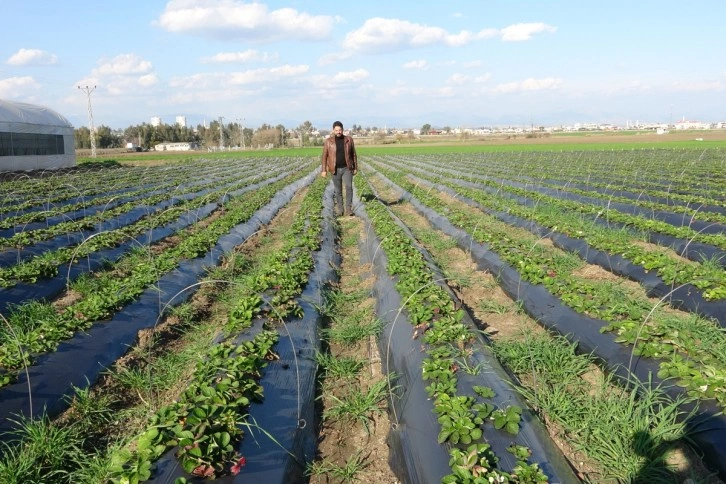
[78,85,97,158]
[236,117,246,149]
[218,116,224,150]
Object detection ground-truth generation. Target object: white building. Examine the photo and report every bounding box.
[150,116,162,127]
[175,116,186,128]
[674,119,710,130]
[0,99,76,171]
[154,142,199,151]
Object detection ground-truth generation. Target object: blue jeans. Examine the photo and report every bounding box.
[332,166,353,215]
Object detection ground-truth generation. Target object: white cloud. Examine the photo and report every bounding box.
[491,77,562,93]
[383,84,455,99]
[308,70,370,91]
[202,49,276,63]
[318,52,346,66]
[500,22,556,42]
[170,64,309,89]
[331,69,370,83]
[322,18,551,63]
[6,48,58,66]
[463,60,483,68]
[583,77,726,97]
[72,54,157,97]
[105,74,160,95]
[342,18,487,54]
[403,60,429,70]
[447,74,471,85]
[156,0,337,41]
[0,76,41,97]
[93,54,153,76]
[446,73,491,85]
[668,79,725,92]
[138,74,159,87]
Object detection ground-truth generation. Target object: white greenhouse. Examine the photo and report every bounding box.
[0,99,76,171]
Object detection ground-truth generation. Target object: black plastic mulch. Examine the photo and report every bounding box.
[0,170,316,437]
[394,180,726,481]
[356,187,579,484]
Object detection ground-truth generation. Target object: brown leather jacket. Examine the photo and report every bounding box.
[321,135,357,174]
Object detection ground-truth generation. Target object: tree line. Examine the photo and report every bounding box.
[73,121,453,151]
[74,120,331,151]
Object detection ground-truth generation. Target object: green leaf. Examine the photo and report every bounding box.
[473,385,495,399]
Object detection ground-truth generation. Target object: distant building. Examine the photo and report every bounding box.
[175,116,186,128]
[150,116,162,127]
[154,141,198,151]
[674,119,710,130]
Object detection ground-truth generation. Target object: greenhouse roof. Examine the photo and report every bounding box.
[0,99,73,128]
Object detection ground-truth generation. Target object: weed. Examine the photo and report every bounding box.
[0,440,38,484]
[3,414,81,480]
[454,355,487,376]
[166,302,196,326]
[324,378,391,433]
[495,332,695,482]
[477,299,512,315]
[323,315,382,347]
[64,383,116,432]
[341,229,360,249]
[307,451,368,481]
[493,332,592,386]
[314,351,365,381]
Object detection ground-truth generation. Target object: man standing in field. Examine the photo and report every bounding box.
[321,120,357,216]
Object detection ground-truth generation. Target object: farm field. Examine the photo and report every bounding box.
[0,145,724,483]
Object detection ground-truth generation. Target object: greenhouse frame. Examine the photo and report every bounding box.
[0,99,76,171]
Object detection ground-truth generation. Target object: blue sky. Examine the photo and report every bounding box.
[1,1,724,130]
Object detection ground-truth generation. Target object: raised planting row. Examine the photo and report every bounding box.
[0,160,260,243]
[0,163,334,482]
[364,171,717,482]
[369,158,726,322]
[0,159,237,226]
[112,175,330,482]
[409,149,725,204]
[358,158,726,479]
[353,173,577,483]
[0,167,313,388]
[367,157,726,317]
[307,212,399,483]
[366,163,726,404]
[382,154,726,250]
[0,161,299,286]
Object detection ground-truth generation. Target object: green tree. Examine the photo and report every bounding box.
[95,125,121,148]
[251,127,281,148]
[296,121,314,147]
[275,124,287,147]
[421,123,431,135]
[74,126,91,149]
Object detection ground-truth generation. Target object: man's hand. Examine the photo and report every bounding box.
[352,169,357,175]
[321,171,327,177]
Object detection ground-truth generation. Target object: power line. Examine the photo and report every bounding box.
[242,118,246,150]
